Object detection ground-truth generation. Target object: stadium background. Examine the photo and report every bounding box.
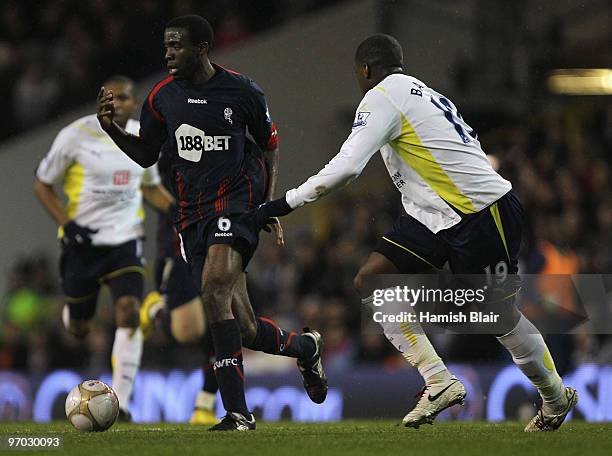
[0,0,610,423]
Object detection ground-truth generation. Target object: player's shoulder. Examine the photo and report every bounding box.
[147,75,177,100]
[60,114,102,139]
[216,64,264,94]
[65,113,96,129]
[376,73,427,95]
[366,73,432,112]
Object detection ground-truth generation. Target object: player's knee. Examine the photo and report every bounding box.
[62,305,91,338]
[201,272,234,311]
[66,320,91,339]
[172,325,204,344]
[354,258,386,293]
[202,268,235,294]
[115,296,140,328]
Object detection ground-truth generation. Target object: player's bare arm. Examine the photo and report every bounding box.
[262,146,284,246]
[33,178,97,247]
[263,147,279,202]
[33,178,70,227]
[96,87,159,168]
[142,184,175,213]
[251,95,392,232]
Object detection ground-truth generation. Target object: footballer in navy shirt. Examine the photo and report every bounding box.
[96,15,327,431]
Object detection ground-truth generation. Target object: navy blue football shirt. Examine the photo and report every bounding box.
[140,64,278,231]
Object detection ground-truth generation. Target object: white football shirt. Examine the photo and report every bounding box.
[286,73,512,233]
[36,114,161,246]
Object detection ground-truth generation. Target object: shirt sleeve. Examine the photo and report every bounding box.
[285,89,401,209]
[35,126,77,184]
[244,79,278,151]
[141,162,161,186]
[139,89,168,152]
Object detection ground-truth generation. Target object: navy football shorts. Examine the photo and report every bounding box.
[60,239,145,320]
[154,256,200,311]
[178,214,259,290]
[154,214,201,311]
[374,190,523,275]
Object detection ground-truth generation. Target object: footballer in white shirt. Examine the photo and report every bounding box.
[34,75,173,421]
[253,34,577,432]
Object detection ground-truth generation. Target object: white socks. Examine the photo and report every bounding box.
[497,314,565,413]
[111,327,143,412]
[195,391,216,411]
[364,296,450,385]
[396,319,451,385]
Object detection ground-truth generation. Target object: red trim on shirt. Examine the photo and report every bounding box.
[175,170,187,230]
[215,63,242,76]
[266,122,279,151]
[255,155,265,174]
[242,172,253,208]
[214,178,230,213]
[147,76,174,122]
[196,191,204,220]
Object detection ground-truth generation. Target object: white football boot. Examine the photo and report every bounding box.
[524,387,578,432]
[402,376,467,429]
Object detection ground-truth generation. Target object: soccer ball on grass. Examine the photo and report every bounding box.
[65,380,119,432]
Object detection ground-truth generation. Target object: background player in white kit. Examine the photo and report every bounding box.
[33,75,173,421]
[253,34,578,432]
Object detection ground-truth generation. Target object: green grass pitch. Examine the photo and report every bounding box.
[1,421,612,456]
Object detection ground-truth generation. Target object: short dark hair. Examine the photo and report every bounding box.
[103,75,135,87]
[166,15,214,47]
[355,34,403,71]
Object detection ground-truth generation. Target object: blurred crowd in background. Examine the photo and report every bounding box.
[2,100,610,377]
[0,0,609,384]
[0,0,342,139]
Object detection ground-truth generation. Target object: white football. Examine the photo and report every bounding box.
[65,380,119,432]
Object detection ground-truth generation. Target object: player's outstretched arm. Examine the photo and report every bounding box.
[251,92,400,235]
[96,87,159,168]
[252,90,400,231]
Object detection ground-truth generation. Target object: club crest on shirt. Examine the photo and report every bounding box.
[113,170,131,185]
[224,107,233,124]
[352,111,370,128]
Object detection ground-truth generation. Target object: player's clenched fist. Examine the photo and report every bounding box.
[96,87,115,131]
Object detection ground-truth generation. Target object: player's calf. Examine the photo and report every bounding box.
[114,295,141,328]
[497,313,573,430]
[229,274,326,402]
[201,275,235,323]
[62,305,92,339]
[112,295,144,415]
[62,293,98,338]
[170,297,206,344]
[201,246,250,419]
